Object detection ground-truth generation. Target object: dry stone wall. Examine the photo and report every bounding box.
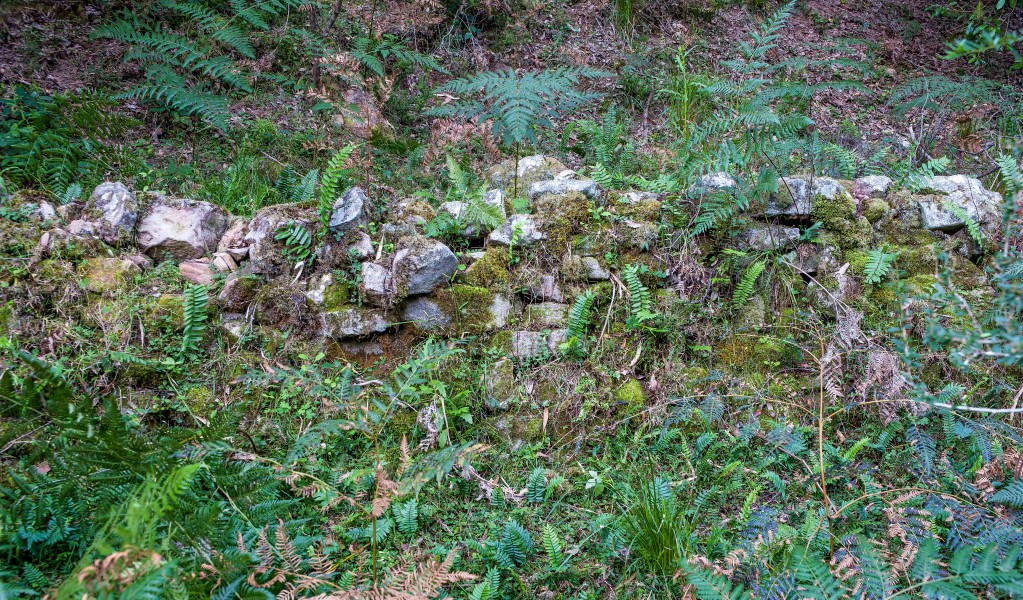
[30,155,1008,364]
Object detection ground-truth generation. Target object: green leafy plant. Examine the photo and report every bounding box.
[623,264,662,331]
[863,246,899,284]
[732,260,765,308]
[570,107,636,189]
[178,284,208,360]
[0,87,140,193]
[274,221,316,267]
[942,199,984,247]
[427,67,605,194]
[319,143,359,234]
[91,0,309,128]
[562,289,596,357]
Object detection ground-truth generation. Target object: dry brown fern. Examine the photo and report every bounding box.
[308,550,476,600]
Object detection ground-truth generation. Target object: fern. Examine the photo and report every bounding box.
[274,221,315,266]
[863,246,898,284]
[562,289,596,356]
[991,479,1023,508]
[996,154,1023,195]
[902,156,951,191]
[622,264,659,330]
[682,562,748,599]
[393,499,419,534]
[468,567,500,600]
[541,524,570,572]
[527,467,547,504]
[942,199,985,247]
[732,261,765,308]
[319,143,358,233]
[427,66,607,148]
[179,284,208,359]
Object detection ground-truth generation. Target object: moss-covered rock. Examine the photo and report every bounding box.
[534,190,590,250]
[614,378,645,414]
[77,257,140,294]
[862,198,890,223]
[487,155,568,196]
[463,247,510,289]
[143,293,185,331]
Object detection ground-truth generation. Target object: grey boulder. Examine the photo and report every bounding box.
[138,196,229,260]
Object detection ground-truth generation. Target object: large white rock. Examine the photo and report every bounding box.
[915,175,1003,236]
[138,196,229,260]
[527,170,601,200]
[360,262,391,307]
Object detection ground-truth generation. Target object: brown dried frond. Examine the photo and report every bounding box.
[399,435,412,475]
[371,467,401,518]
[857,348,909,423]
[309,550,476,600]
[75,547,163,594]
[667,249,709,300]
[425,117,500,164]
[821,344,845,403]
[460,462,525,503]
[975,449,1023,498]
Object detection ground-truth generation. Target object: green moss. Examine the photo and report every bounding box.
[862,198,890,223]
[451,284,496,332]
[616,197,662,222]
[184,386,216,417]
[489,330,514,355]
[77,258,140,294]
[463,247,509,289]
[143,293,185,330]
[614,378,645,414]
[320,280,350,311]
[560,255,588,283]
[716,334,797,370]
[534,191,590,250]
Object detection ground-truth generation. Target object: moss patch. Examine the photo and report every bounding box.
[614,378,645,414]
[463,247,509,289]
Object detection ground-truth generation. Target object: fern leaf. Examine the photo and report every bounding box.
[733,261,764,308]
[863,247,898,284]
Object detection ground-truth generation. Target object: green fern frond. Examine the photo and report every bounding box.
[179,284,208,359]
[942,200,984,247]
[732,261,765,309]
[863,247,898,284]
[319,143,358,232]
[527,467,547,504]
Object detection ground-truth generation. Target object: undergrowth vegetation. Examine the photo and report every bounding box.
[2,0,1023,598]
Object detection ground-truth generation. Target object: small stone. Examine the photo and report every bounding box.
[486,358,517,409]
[77,257,140,294]
[138,195,230,260]
[523,302,568,329]
[490,293,513,328]
[402,297,452,332]
[220,314,247,344]
[86,182,138,245]
[349,231,375,260]
[320,307,389,338]
[488,214,546,247]
[305,273,335,306]
[67,219,98,237]
[581,257,610,280]
[487,155,568,194]
[36,201,56,222]
[217,218,250,261]
[360,262,391,307]
[179,260,214,286]
[333,87,393,139]
[124,254,153,270]
[691,172,736,194]
[766,177,811,218]
[329,187,367,233]
[391,236,458,297]
[212,252,238,273]
[245,202,316,275]
[511,331,548,359]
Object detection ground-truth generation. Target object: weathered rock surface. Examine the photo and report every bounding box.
[329,187,367,233]
[179,259,214,286]
[528,171,600,200]
[487,155,568,194]
[245,203,316,274]
[523,302,568,329]
[914,175,1003,236]
[488,214,546,247]
[391,236,458,296]
[402,297,452,332]
[217,218,250,261]
[743,225,801,251]
[360,262,391,307]
[853,175,892,199]
[320,307,389,338]
[138,196,229,260]
[84,182,138,246]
